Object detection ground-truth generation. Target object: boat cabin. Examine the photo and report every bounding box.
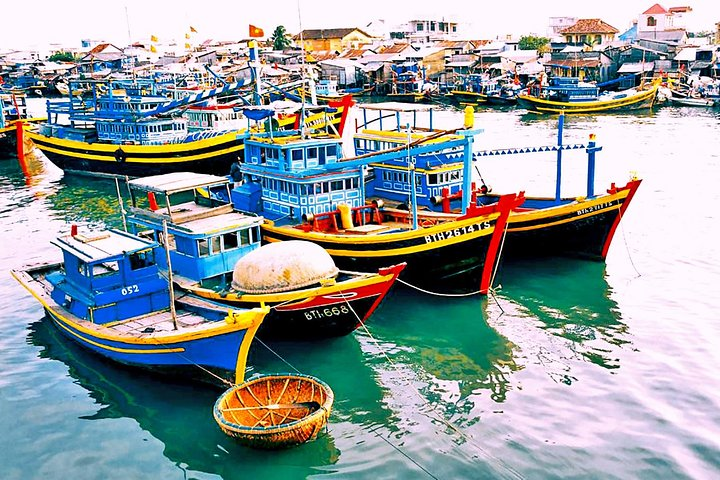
[1,92,28,127]
[46,229,170,324]
[539,77,599,102]
[185,104,246,132]
[126,172,263,287]
[315,79,339,97]
[232,131,363,222]
[352,103,466,210]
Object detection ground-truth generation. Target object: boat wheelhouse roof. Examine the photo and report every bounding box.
[358,102,434,112]
[128,172,230,194]
[168,212,261,235]
[51,229,156,263]
[245,132,341,148]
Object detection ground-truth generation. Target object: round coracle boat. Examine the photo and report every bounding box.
[213,373,334,449]
[231,240,339,294]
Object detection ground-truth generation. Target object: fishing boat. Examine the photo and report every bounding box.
[517,76,659,114]
[1,92,28,155]
[214,373,333,449]
[360,108,641,262]
[124,172,405,339]
[230,104,521,294]
[668,95,715,107]
[11,227,270,385]
[448,73,521,106]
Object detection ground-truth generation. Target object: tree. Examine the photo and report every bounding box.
[518,35,551,54]
[271,26,292,51]
[48,51,75,62]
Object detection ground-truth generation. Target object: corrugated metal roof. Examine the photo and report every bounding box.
[618,61,655,73]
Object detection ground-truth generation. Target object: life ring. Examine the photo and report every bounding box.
[114,148,127,162]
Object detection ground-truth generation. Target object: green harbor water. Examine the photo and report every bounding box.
[1,101,719,479]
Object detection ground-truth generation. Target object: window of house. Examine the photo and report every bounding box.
[647,16,656,27]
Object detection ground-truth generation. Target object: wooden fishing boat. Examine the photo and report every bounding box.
[359,108,641,262]
[125,172,405,339]
[213,373,333,449]
[668,95,715,107]
[11,228,269,385]
[517,77,659,114]
[448,73,521,106]
[0,91,37,156]
[230,103,521,294]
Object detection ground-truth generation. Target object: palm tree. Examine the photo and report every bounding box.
[271,26,291,51]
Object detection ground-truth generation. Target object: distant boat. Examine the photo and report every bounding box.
[11,227,269,385]
[25,78,352,178]
[448,73,521,106]
[1,92,28,155]
[517,77,659,114]
[668,96,715,107]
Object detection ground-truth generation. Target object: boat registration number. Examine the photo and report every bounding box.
[424,222,490,244]
[576,201,613,216]
[121,285,140,295]
[304,305,350,321]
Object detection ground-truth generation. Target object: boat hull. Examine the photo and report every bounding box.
[26,129,244,177]
[181,263,406,339]
[517,86,658,114]
[0,125,18,155]
[486,179,641,260]
[11,267,266,384]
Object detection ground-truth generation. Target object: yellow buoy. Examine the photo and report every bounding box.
[463,105,474,128]
[338,203,354,229]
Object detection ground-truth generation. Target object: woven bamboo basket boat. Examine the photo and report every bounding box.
[213,373,334,449]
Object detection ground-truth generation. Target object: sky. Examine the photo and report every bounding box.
[1,0,718,51]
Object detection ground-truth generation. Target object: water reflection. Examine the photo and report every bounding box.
[494,258,630,372]
[27,319,344,479]
[356,289,521,420]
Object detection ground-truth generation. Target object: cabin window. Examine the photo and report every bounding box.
[198,239,209,257]
[331,180,344,191]
[307,147,318,161]
[428,173,438,185]
[326,145,336,158]
[222,232,239,250]
[92,261,119,277]
[210,236,221,254]
[291,149,303,161]
[129,250,155,270]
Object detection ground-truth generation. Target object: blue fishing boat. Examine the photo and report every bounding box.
[11,227,269,385]
[124,172,405,339]
[230,105,520,294]
[354,104,642,261]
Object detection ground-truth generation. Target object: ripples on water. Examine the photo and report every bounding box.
[1,103,719,479]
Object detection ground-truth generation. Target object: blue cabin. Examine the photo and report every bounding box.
[40,78,188,145]
[232,132,363,222]
[46,229,170,324]
[540,77,599,102]
[126,172,264,287]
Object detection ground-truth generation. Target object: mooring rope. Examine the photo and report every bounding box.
[340,288,523,479]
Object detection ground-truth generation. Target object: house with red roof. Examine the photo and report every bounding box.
[559,19,619,46]
[638,4,692,40]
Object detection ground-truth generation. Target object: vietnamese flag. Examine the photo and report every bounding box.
[249,24,264,38]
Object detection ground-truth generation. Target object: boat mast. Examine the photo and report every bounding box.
[162,219,178,329]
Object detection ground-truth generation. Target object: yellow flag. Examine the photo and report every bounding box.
[185,43,191,50]
[190,25,198,33]
[150,35,158,42]
[150,45,157,53]
[185,33,190,39]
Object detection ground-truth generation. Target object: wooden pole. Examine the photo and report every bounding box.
[162,219,178,330]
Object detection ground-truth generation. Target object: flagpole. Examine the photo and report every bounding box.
[297,0,307,138]
[125,6,132,45]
